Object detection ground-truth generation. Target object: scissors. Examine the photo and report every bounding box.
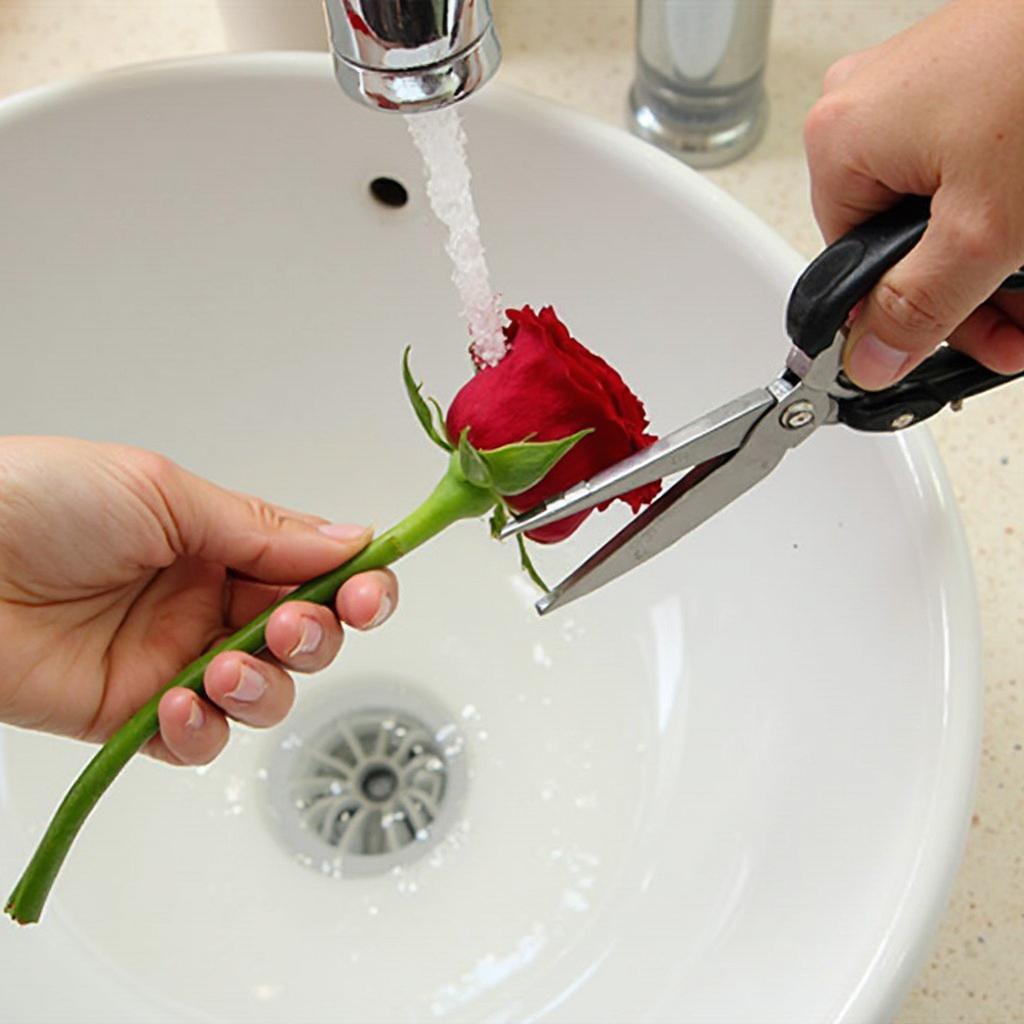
[501,195,1024,614]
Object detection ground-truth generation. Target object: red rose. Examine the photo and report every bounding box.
[446,306,661,543]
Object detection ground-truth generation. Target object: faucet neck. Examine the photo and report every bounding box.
[323,0,501,113]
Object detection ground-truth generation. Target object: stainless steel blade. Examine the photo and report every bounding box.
[500,388,774,539]
[534,382,826,613]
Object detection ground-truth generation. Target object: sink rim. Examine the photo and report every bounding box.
[0,51,981,1024]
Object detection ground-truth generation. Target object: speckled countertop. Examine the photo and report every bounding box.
[0,2,1020,1021]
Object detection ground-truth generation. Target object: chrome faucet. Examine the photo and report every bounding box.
[324,0,772,167]
[323,0,501,113]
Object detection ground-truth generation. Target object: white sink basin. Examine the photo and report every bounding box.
[0,55,979,1024]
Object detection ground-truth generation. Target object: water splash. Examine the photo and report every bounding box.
[405,108,507,367]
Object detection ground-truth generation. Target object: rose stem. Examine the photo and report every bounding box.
[5,466,496,926]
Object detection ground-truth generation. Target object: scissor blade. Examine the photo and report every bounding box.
[536,429,788,615]
[499,388,773,540]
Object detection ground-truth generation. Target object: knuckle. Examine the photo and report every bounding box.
[244,533,275,574]
[120,448,186,557]
[245,495,285,532]
[875,278,953,335]
[953,207,1015,267]
[131,448,177,491]
[821,54,857,92]
[803,93,854,153]
[238,498,287,571]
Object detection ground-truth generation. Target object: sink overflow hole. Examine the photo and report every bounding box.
[369,176,409,208]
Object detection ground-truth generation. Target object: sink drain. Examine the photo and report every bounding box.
[263,679,467,876]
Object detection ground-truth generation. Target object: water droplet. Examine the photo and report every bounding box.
[561,889,589,913]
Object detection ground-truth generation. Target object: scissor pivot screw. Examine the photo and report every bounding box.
[890,412,916,429]
[780,401,816,430]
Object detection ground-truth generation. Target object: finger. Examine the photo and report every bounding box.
[224,578,294,629]
[336,569,398,631]
[142,735,189,766]
[803,92,903,244]
[203,651,295,728]
[810,175,902,248]
[947,294,1024,375]
[845,188,1021,389]
[260,500,327,527]
[264,601,344,672]
[155,688,230,766]
[163,464,374,583]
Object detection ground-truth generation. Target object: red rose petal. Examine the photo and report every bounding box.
[446,305,661,543]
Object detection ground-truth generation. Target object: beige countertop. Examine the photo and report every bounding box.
[1,2,1020,1020]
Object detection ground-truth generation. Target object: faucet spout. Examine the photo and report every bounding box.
[323,0,501,113]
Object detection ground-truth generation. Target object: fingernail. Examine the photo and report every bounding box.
[847,332,913,390]
[226,663,267,703]
[367,592,394,629]
[186,698,206,730]
[317,523,372,543]
[289,617,324,657]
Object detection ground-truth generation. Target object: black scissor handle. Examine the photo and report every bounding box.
[786,195,1024,357]
[836,347,1024,432]
[785,194,1024,431]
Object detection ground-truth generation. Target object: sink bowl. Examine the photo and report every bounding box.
[0,55,979,1024]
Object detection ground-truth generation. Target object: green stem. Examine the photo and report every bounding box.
[5,465,496,925]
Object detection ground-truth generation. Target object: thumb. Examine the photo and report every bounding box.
[845,189,1014,390]
[173,467,373,583]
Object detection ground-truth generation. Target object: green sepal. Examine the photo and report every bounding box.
[516,534,551,592]
[476,430,592,497]
[402,347,453,452]
[427,396,449,435]
[457,428,493,489]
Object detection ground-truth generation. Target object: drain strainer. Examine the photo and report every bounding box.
[263,679,467,877]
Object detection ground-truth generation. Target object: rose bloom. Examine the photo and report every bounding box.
[447,306,661,542]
